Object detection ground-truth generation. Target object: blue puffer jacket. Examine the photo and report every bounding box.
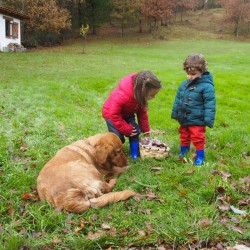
[171,72,216,128]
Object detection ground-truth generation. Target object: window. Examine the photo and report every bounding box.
[3,16,18,39]
[5,19,11,37]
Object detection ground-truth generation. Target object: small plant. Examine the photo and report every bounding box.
[80,24,89,53]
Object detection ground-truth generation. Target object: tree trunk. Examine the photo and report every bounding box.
[121,24,124,40]
[234,17,240,37]
[180,7,184,22]
[77,0,83,28]
[138,19,142,33]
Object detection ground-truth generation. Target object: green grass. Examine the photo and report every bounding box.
[0,38,249,249]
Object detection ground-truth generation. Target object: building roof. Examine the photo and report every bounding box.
[0,5,29,20]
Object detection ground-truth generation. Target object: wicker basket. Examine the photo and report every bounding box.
[140,144,170,159]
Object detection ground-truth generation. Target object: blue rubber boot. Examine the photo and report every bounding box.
[194,150,205,166]
[130,141,139,159]
[179,146,190,159]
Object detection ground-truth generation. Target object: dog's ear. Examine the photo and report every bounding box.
[94,141,113,165]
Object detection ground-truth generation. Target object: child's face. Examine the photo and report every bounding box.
[145,88,160,101]
[186,70,202,82]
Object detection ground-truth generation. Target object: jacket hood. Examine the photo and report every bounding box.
[187,72,214,87]
[118,73,137,98]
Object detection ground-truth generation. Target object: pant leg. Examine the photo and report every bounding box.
[126,115,141,143]
[189,126,206,150]
[105,119,125,143]
[178,126,191,146]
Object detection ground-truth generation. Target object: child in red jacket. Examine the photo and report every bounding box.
[102,71,162,159]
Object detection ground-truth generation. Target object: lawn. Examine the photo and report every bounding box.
[0,38,249,249]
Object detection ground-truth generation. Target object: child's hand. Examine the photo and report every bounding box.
[130,127,138,137]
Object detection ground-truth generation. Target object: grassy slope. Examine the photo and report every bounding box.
[0,8,249,250]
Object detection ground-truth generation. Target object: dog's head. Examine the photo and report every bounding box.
[87,132,128,174]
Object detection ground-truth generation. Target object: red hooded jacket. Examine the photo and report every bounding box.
[102,73,150,136]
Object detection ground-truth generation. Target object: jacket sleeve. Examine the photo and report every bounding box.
[137,107,150,133]
[203,84,216,128]
[108,94,134,136]
[171,87,181,120]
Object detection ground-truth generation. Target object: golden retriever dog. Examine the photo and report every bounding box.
[37,132,135,213]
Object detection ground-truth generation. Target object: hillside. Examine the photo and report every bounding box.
[90,8,250,43]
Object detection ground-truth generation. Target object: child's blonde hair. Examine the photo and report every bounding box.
[133,71,162,107]
[183,54,208,73]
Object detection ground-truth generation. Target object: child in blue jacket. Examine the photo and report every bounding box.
[171,54,216,166]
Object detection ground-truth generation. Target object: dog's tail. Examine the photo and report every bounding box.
[89,190,136,209]
[60,189,136,213]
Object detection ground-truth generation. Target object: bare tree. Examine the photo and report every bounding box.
[173,0,200,22]
[220,0,250,37]
[140,0,173,34]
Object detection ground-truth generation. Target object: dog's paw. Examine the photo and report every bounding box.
[109,178,117,186]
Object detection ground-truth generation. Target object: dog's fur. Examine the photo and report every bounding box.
[37,132,135,213]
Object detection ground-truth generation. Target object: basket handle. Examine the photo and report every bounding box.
[142,130,165,136]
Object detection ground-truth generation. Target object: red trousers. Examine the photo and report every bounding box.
[178,125,206,150]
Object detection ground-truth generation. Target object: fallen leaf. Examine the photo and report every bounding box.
[146,189,157,200]
[6,205,15,215]
[138,230,146,236]
[145,221,152,230]
[86,230,106,240]
[151,167,162,171]
[238,200,249,206]
[178,157,188,163]
[229,216,240,224]
[217,186,226,194]
[134,193,144,201]
[102,223,111,230]
[180,189,187,195]
[218,203,230,211]
[19,228,26,234]
[225,224,245,234]
[121,228,128,236]
[199,217,213,227]
[230,205,247,215]
[74,220,85,233]
[20,139,27,152]
[109,227,117,237]
[226,195,233,204]
[51,238,62,243]
[216,242,225,250]
[21,193,38,201]
[212,170,221,175]
[221,171,232,180]
[62,228,73,234]
[186,169,195,174]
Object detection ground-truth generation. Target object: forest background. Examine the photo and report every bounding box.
[1,0,250,47]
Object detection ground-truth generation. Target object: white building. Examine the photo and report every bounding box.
[0,5,29,51]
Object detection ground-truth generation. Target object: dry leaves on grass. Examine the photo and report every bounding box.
[134,189,164,203]
[20,139,28,152]
[213,171,250,235]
